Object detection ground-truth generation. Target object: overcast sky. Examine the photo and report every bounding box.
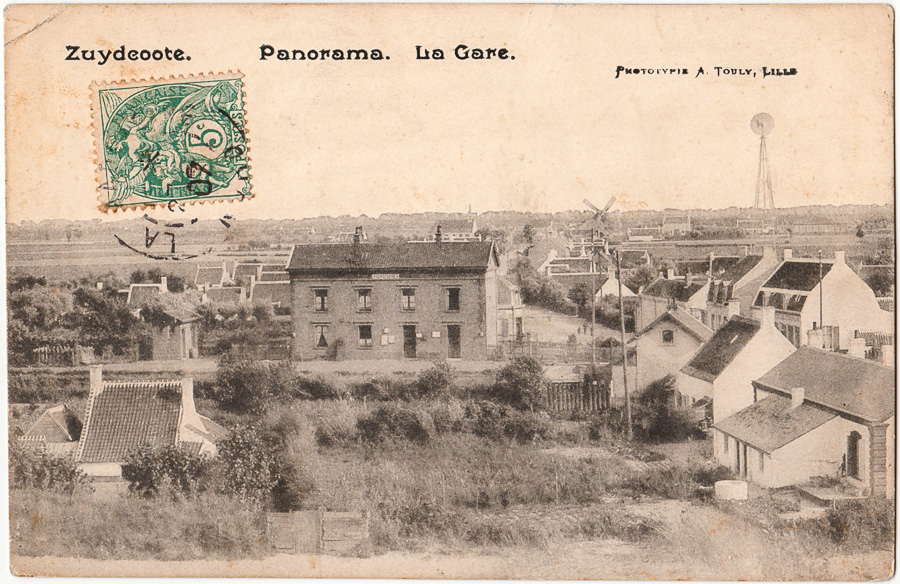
[5,4,893,223]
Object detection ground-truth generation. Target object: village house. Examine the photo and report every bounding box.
[148,308,201,361]
[19,404,80,459]
[713,347,894,498]
[424,215,481,242]
[202,286,247,305]
[497,276,525,341]
[627,226,661,242]
[194,262,227,288]
[629,307,713,393]
[661,213,692,237]
[679,306,796,421]
[286,229,500,361]
[752,249,892,349]
[125,277,167,308]
[635,271,710,330]
[704,247,779,330]
[249,280,292,311]
[76,367,225,478]
[619,249,652,268]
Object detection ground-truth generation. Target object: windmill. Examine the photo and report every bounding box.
[751,113,776,210]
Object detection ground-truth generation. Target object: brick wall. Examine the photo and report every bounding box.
[290,273,492,361]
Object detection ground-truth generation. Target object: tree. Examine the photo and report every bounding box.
[522,224,536,244]
[215,428,277,506]
[494,356,547,411]
[567,282,593,310]
[624,264,659,293]
[121,444,207,498]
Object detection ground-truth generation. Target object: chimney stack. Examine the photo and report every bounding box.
[726,299,741,320]
[666,267,675,280]
[686,272,693,286]
[849,335,867,359]
[760,306,776,329]
[783,249,793,261]
[181,378,198,420]
[807,327,825,349]
[834,251,846,265]
[89,365,103,396]
[160,276,168,293]
[352,226,363,245]
[435,224,443,243]
[791,387,805,409]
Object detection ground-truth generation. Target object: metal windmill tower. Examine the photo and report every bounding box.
[751,113,776,210]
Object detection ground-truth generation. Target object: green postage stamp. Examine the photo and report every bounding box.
[92,73,251,211]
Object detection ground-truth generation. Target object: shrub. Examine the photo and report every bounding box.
[501,411,551,444]
[493,356,547,411]
[121,444,207,498]
[414,362,454,399]
[425,400,466,434]
[357,403,435,444]
[295,375,346,400]
[822,498,895,550]
[9,438,89,494]
[213,355,271,414]
[351,377,415,401]
[214,428,277,505]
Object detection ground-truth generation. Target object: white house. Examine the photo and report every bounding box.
[594,267,636,300]
[629,307,713,393]
[636,272,709,330]
[75,366,225,478]
[679,306,796,421]
[497,276,525,341]
[752,249,892,350]
[704,247,780,330]
[713,347,894,498]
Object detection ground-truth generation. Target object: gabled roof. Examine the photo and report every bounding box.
[126,283,164,307]
[681,316,761,382]
[754,346,895,423]
[250,281,291,304]
[642,277,707,302]
[632,308,713,343]
[286,241,497,273]
[160,308,201,325]
[78,381,182,463]
[434,217,476,233]
[195,265,225,286]
[713,395,836,453]
[205,286,245,304]
[760,259,833,291]
[23,405,75,443]
[718,255,763,284]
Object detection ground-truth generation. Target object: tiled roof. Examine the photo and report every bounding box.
[206,287,245,304]
[633,307,713,343]
[858,331,893,347]
[755,346,895,423]
[161,308,201,325]
[718,255,763,283]
[259,271,289,282]
[681,316,761,382]
[761,260,833,291]
[250,281,291,304]
[126,284,164,307]
[714,395,836,453]
[78,381,182,463]
[260,263,288,272]
[642,277,707,302]
[286,241,497,273]
[233,263,262,280]
[433,217,476,233]
[23,405,74,443]
[195,265,225,286]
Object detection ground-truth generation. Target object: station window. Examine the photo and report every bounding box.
[661,329,675,345]
[314,325,329,348]
[358,325,373,348]
[401,288,416,310]
[357,289,372,312]
[314,289,328,312]
[447,287,461,311]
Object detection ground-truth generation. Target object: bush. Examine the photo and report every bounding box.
[357,403,435,444]
[822,498,895,550]
[414,362,454,399]
[493,356,547,411]
[214,428,277,506]
[121,444,207,498]
[295,375,346,400]
[351,377,415,401]
[9,438,89,494]
[501,411,551,444]
[213,356,271,414]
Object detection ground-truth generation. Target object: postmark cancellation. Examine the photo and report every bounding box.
[92,72,251,212]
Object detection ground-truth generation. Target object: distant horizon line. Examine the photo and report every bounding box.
[5,201,894,226]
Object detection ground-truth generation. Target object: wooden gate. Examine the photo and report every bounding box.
[266,509,369,555]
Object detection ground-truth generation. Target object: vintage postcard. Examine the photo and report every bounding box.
[5,3,895,579]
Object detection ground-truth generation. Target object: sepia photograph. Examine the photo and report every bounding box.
[4,3,896,579]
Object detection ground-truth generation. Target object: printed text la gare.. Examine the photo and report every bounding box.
[258,44,514,61]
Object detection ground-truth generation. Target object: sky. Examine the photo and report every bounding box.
[5,4,894,223]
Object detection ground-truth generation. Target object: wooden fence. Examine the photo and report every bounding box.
[546,381,609,412]
[32,344,94,367]
[266,509,370,556]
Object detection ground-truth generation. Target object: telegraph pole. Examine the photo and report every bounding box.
[616,249,633,440]
[818,249,825,348]
[590,229,597,366]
